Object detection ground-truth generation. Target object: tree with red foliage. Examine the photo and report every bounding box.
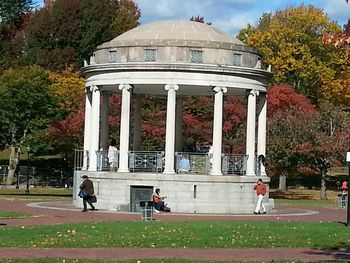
[223,96,246,154]
[267,85,316,192]
[140,96,166,150]
[304,102,350,199]
[267,85,350,198]
[183,96,213,151]
[107,94,122,140]
[267,85,316,116]
[36,70,85,163]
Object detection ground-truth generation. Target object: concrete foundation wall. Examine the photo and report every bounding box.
[74,171,274,214]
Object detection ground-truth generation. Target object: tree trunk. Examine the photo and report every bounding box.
[6,146,19,185]
[320,169,327,200]
[279,174,287,192]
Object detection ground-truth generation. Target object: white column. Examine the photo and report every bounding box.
[100,92,110,151]
[88,85,101,171]
[82,88,92,170]
[118,84,132,173]
[245,89,258,176]
[175,96,183,152]
[257,93,267,176]
[133,94,142,151]
[211,86,227,176]
[163,84,179,174]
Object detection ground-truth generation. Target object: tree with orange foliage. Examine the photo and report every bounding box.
[238,5,345,104]
[40,70,85,162]
[321,18,350,105]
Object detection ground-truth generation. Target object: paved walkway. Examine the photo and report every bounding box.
[0,199,349,262]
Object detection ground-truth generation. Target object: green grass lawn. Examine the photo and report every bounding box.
[0,188,72,201]
[0,210,29,219]
[0,260,307,263]
[0,220,349,249]
[0,188,348,263]
[274,198,337,207]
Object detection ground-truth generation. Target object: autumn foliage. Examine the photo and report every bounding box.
[1,1,350,193]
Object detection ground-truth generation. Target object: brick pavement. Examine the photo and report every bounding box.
[0,199,349,262]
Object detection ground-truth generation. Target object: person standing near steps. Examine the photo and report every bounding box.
[254,178,267,214]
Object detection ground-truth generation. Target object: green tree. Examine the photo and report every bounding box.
[0,0,33,27]
[0,66,59,185]
[79,0,140,63]
[25,0,140,70]
[111,0,140,37]
[0,0,34,68]
[25,0,81,70]
[237,5,347,103]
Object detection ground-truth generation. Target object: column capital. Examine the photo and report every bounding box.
[165,84,179,91]
[89,85,99,92]
[119,84,133,91]
[248,89,259,97]
[213,86,227,93]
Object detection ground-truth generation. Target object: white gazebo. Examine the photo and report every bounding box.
[73,20,273,214]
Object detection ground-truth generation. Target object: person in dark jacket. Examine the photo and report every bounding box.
[79,175,95,212]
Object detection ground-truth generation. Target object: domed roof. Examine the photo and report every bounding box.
[99,20,245,49]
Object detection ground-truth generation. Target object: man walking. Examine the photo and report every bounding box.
[254,178,267,214]
[79,175,95,212]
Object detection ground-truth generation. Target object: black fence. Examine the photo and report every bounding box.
[269,174,348,190]
[0,165,73,188]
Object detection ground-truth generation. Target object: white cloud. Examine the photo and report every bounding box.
[135,0,264,35]
[135,0,350,36]
[136,0,209,21]
[320,0,350,26]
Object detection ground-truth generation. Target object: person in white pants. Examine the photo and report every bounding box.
[254,178,267,214]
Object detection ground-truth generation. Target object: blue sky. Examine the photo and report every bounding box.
[36,0,350,36]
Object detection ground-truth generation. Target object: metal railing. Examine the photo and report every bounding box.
[74,150,89,171]
[74,150,248,175]
[222,154,247,175]
[175,152,247,175]
[129,151,164,173]
[175,152,211,174]
[97,150,116,171]
[0,165,9,183]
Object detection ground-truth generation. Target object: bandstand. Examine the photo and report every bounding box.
[73,20,273,214]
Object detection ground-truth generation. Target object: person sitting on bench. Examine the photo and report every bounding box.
[152,188,171,212]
